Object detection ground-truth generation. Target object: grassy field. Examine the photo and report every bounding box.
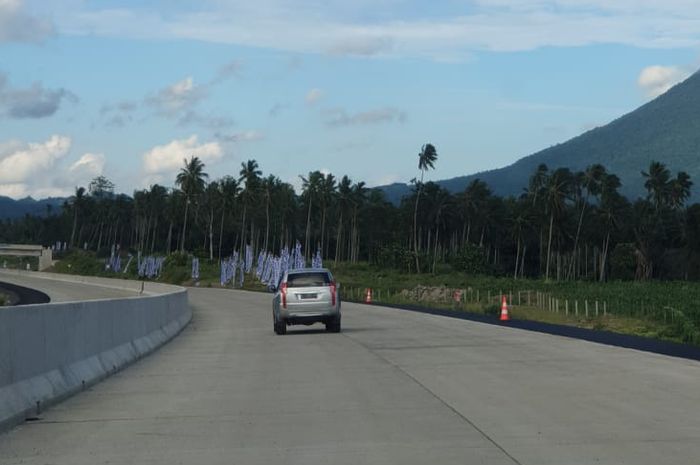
[44,251,700,345]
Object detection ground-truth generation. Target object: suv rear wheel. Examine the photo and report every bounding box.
[274,319,287,335]
[325,315,341,333]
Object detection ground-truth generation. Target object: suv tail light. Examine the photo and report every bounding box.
[330,281,336,306]
[281,282,288,308]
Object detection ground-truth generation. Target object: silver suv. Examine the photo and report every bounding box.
[271,268,341,335]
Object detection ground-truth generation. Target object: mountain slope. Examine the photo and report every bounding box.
[381,70,700,202]
[0,196,66,220]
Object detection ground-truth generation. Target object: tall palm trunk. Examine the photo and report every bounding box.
[208,207,214,260]
[304,198,312,259]
[335,212,343,265]
[181,198,189,252]
[545,212,554,280]
[166,222,173,254]
[514,238,521,280]
[412,171,424,273]
[264,197,270,253]
[568,197,588,279]
[218,206,226,261]
[70,207,78,248]
[239,205,247,252]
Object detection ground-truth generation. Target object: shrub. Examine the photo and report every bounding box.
[452,244,489,275]
[610,243,636,280]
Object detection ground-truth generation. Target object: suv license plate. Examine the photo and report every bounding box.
[299,293,317,299]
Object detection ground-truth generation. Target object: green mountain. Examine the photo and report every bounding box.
[0,196,66,220]
[382,70,700,203]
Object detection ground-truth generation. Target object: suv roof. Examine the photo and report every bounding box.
[286,268,331,275]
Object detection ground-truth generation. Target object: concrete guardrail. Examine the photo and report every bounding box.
[0,271,191,431]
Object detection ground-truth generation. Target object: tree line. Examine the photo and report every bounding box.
[2,146,699,282]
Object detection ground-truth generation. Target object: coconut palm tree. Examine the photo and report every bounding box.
[568,164,606,279]
[300,171,323,259]
[261,175,282,253]
[669,171,693,210]
[175,156,208,252]
[413,143,438,273]
[334,175,353,264]
[350,181,368,263]
[238,159,262,251]
[217,176,240,259]
[642,161,671,211]
[319,173,337,258]
[69,186,86,248]
[543,168,573,280]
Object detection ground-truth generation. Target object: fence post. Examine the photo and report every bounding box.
[575,300,578,316]
[565,300,569,316]
[595,300,599,317]
[604,301,607,316]
[585,300,589,318]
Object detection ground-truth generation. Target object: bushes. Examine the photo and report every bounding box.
[374,244,415,273]
[452,244,489,275]
[610,243,636,280]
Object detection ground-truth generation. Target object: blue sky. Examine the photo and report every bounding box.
[0,0,699,198]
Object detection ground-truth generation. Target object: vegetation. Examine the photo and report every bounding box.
[3,150,700,344]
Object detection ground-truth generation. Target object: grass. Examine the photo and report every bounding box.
[46,252,700,345]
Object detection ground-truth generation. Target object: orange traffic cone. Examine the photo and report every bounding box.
[365,288,372,304]
[500,295,509,321]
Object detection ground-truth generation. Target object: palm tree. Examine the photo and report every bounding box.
[334,176,353,264]
[642,161,671,211]
[350,181,368,263]
[69,186,86,248]
[217,176,240,259]
[413,143,438,273]
[543,168,572,280]
[568,164,605,279]
[238,160,262,251]
[175,156,208,253]
[669,171,693,210]
[319,173,337,258]
[598,174,624,281]
[300,171,323,259]
[261,175,281,252]
[459,179,491,245]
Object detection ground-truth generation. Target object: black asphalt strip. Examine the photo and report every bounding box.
[0,281,50,305]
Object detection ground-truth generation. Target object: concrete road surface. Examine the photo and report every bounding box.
[1,287,700,464]
[0,272,139,302]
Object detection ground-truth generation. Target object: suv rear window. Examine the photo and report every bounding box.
[286,272,331,288]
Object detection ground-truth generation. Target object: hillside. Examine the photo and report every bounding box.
[381,70,700,203]
[0,196,66,220]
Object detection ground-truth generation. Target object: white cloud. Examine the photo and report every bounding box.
[49,1,700,60]
[69,153,105,177]
[637,65,691,98]
[0,135,71,183]
[0,135,78,199]
[305,88,324,105]
[142,135,223,179]
[0,0,53,43]
[146,76,206,117]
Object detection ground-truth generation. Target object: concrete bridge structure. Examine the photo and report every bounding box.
[0,244,53,271]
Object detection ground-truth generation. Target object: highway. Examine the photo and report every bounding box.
[1,285,700,464]
[0,273,139,302]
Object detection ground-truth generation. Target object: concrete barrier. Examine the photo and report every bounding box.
[0,271,191,431]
